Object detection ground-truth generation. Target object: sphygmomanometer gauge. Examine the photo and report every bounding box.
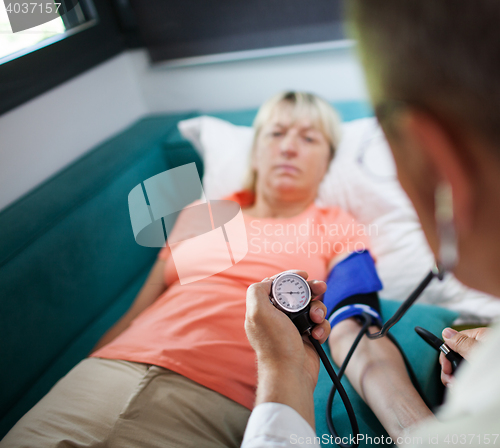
[270,272,312,314]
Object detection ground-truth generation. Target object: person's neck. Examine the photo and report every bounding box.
[245,190,315,219]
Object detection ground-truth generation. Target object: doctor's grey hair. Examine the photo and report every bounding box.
[349,0,500,148]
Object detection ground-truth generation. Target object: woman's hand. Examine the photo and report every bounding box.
[440,326,490,387]
[245,270,329,428]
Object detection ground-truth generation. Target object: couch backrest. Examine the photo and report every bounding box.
[0,113,203,435]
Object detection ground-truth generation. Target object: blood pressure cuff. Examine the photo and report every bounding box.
[324,250,383,328]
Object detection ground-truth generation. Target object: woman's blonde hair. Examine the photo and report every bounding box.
[242,91,342,194]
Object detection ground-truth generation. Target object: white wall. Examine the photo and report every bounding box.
[0,45,368,211]
[129,46,368,113]
[0,52,147,211]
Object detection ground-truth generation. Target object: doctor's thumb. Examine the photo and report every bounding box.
[442,328,476,360]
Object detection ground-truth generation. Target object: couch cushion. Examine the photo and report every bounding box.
[0,265,150,437]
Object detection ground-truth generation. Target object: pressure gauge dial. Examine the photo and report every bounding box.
[270,272,312,314]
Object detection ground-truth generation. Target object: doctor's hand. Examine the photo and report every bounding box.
[440,326,490,387]
[245,270,329,429]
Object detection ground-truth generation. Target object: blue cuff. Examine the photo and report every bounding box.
[328,304,382,328]
[323,250,383,327]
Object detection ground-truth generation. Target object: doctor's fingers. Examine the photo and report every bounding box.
[309,280,327,299]
[309,300,327,324]
[246,281,274,318]
[439,353,454,387]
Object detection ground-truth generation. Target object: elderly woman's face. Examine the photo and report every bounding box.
[253,106,331,198]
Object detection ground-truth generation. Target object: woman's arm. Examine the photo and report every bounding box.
[90,258,167,353]
[327,251,351,272]
[328,319,435,441]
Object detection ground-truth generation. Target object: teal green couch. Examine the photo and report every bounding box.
[0,112,200,437]
[0,101,456,442]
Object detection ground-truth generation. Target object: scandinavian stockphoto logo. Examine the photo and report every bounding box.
[3,0,78,33]
[128,163,248,285]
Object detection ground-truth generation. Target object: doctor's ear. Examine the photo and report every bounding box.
[400,109,475,237]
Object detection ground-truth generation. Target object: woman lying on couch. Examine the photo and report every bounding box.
[0,91,372,448]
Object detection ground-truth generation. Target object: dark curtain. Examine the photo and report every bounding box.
[128,0,345,62]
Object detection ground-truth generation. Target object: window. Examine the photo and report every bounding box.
[0,1,97,64]
[0,0,124,116]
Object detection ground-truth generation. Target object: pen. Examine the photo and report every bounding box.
[415,326,465,373]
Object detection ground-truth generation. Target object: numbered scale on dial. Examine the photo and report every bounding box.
[270,272,312,314]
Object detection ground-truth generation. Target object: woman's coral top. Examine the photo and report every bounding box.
[91,191,370,410]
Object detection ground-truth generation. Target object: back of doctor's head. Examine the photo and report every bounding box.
[243,91,342,193]
[349,0,500,147]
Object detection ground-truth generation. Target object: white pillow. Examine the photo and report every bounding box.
[178,115,500,324]
[178,116,254,200]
